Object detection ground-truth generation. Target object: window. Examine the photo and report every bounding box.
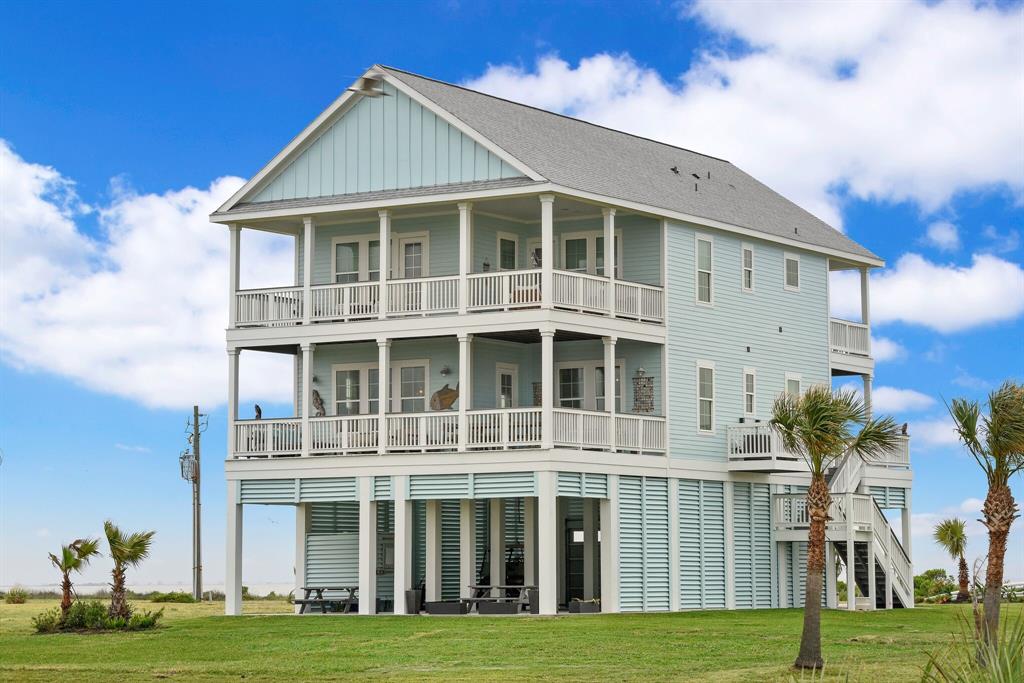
[697,363,714,432]
[558,368,583,409]
[743,369,756,416]
[696,236,713,304]
[399,365,426,412]
[498,234,518,271]
[402,241,423,279]
[785,254,800,290]
[786,374,802,397]
[332,235,381,283]
[368,369,379,414]
[335,242,360,284]
[595,365,622,412]
[560,231,622,277]
[564,238,588,272]
[496,363,518,408]
[335,369,361,415]
[742,245,754,292]
[595,236,622,277]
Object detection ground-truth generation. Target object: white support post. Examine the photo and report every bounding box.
[867,531,876,611]
[902,489,913,564]
[227,349,239,458]
[458,334,472,452]
[583,497,597,600]
[847,493,857,611]
[863,374,873,419]
[490,498,506,595]
[228,224,240,328]
[541,330,554,449]
[885,556,894,610]
[302,217,313,325]
[603,336,617,452]
[460,499,476,599]
[603,208,615,314]
[294,503,308,614]
[378,210,391,319]
[425,500,442,602]
[825,541,838,609]
[599,474,620,612]
[225,481,243,615]
[524,497,537,588]
[301,344,313,457]
[358,477,377,615]
[537,471,558,615]
[539,194,554,309]
[668,478,681,611]
[377,338,391,455]
[860,266,870,327]
[458,202,472,315]
[393,475,412,614]
[724,482,736,610]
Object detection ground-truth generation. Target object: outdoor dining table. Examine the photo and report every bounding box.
[467,584,536,599]
[298,585,358,614]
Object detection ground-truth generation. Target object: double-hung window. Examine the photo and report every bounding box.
[784,253,800,291]
[743,369,756,417]
[332,235,381,283]
[741,245,754,292]
[497,233,518,271]
[561,231,622,277]
[558,368,584,409]
[696,236,713,304]
[697,363,715,432]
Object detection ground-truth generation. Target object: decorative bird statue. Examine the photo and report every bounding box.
[254,404,262,420]
[430,384,459,411]
[901,422,909,436]
[311,390,326,417]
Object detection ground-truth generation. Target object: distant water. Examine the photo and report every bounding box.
[1,581,293,597]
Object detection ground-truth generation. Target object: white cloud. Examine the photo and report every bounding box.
[830,253,1024,333]
[952,366,992,391]
[836,381,934,414]
[982,225,1021,254]
[871,336,906,363]
[0,140,294,410]
[923,221,959,251]
[913,416,960,448]
[466,0,1023,226]
[959,497,984,514]
[114,443,151,454]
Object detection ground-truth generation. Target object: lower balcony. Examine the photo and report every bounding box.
[727,423,911,473]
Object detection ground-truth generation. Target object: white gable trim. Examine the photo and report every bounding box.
[216,66,542,214]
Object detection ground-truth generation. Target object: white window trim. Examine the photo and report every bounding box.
[696,360,715,434]
[743,367,757,418]
[695,234,714,306]
[785,372,802,397]
[559,229,623,277]
[395,231,430,279]
[784,252,800,292]
[554,359,624,411]
[495,362,519,407]
[391,358,432,412]
[330,233,380,283]
[496,232,519,271]
[741,243,754,293]
[330,361,379,415]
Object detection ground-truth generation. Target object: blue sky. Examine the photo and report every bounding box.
[1,1,1022,591]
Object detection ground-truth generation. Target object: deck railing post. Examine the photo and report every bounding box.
[539,195,554,309]
[302,217,313,325]
[603,207,615,315]
[379,210,391,319]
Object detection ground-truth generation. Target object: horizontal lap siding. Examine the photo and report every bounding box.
[470,338,539,411]
[732,482,773,609]
[252,81,523,203]
[665,221,830,461]
[678,479,726,609]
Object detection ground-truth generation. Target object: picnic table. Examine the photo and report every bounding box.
[296,585,358,614]
[462,584,536,613]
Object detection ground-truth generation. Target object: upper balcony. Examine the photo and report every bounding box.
[227,193,666,335]
[828,259,874,376]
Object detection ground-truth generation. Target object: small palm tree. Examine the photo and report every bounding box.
[771,384,901,670]
[48,538,100,617]
[948,380,1024,646]
[103,520,155,620]
[934,518,970,602]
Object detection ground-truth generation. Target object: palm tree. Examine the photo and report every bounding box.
[48,538,100,617]
[948,380,1024,646]
[933,518,970,602]
[103,520,155,620]
[770,384,901,670]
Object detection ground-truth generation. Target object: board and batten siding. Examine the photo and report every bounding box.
[665,220,830,461]
[252,80,524,203]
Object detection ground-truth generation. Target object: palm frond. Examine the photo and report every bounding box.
[848,415,902,462]
[105,520,155,567]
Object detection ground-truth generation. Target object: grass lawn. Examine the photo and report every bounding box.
[1,600,1016,682]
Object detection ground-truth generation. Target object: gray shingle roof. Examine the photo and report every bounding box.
[380,66,878,262]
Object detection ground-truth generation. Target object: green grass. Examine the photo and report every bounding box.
[1,600,1017,681]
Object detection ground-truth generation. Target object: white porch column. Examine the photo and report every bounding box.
[490,498,506,595]
[378,209,391,320]
[537,471,558,615]
[860,266,870,326]
[866,530,876,611]
[668,478,681,611]
[724,482,736,609]
[583,498,598,600]
[902,489,913,563]
[458,202,472,314]
[294,503,308,614]
[524,497,537,587]
[885,557,894,610]
[377,338,391,455]
[539,194,554,309]
[599,474,620,612]
[603,207,616,314]
[425,500,442,602]
[458,334,472,452]
[541,330,554,449]
[227,350,239,458]
[863,374,873,418]
[393,475,412,614]
[225,481,243,615]
[302,217,313,325]
[825,541,838,609]
[358,477,377,615]
[603,336,617,452]
[460,499,476,599]
[228,224,240,328]
[847,493,857,611]
[301,343,313,457]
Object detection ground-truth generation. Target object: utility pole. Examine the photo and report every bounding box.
[180,405,206,601]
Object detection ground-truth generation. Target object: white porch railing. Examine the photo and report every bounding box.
[552,270,610,314]
[830,318,871,356]
[235,287,304,327]
[552,408,611,449]
[878,435,911,468]
[386,276,459,316]
[467,269,542,310]
[467,408,543,449]
[310,282,380,321]
[615,414,666,453]
[614,281,665,323]
[386,413,459,450]
[308,415,378,454]
[234,418,302,458]
[727,423,802,469]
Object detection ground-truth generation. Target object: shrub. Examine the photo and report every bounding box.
[32,607,62,633]
[33,599,163,633]
[63,600,111,630]
[127,609,164,630]
[922,610,1024,681]
[149,591,195,603]
[4,586,28,604]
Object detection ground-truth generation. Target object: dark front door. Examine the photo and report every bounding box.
[564,527,584,604]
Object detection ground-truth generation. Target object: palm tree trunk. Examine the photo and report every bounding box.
[795,474,830,670]
[956,555,970,603]
[109,564,129,620]
[981,482,1017,645]
[60,572,73,617]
